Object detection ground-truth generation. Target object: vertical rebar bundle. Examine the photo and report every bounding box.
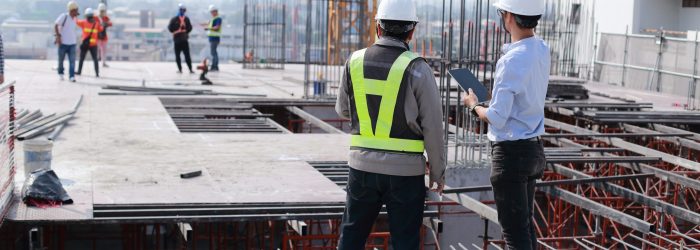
[243,0,287,70]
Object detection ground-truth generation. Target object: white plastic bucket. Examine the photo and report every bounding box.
[23,140,53,178]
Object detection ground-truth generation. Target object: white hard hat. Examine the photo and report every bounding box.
[178,3,186,9]
[493,0,545,16]
[98,3,107,11]
[375,0,419,22]
[67,1,79,11]
[208,5,218,12]
[85,8,94,17]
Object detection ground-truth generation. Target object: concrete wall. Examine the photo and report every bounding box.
[594,0,635,34]
[595,0,700,35]
[634,0,681,32]
[679,7,700,32]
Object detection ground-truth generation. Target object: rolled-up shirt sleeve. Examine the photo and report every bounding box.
[486,59,525,129]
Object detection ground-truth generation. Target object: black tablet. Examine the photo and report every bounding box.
[448,68,491,102]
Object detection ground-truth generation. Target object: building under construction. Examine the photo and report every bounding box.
[0,0,699,249]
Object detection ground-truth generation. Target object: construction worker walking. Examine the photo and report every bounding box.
[463,0,549,249]
[76,8,103,77]
[97,3,112,68]
[168,3,194,74]
[335,0,444,248]
[203,5,222,72]
[0,32,4,84]
[54,1,80,82]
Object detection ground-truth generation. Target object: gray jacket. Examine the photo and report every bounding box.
[335,37,445,183]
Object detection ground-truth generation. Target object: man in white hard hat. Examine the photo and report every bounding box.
[0,32,4,84]
[168,3,194,74]
[96,3,113,68]
[335,0,444,248]
[203,5,222,72]
[463,0,549,249]
[54,1,80,82]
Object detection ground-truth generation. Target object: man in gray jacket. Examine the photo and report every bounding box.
[0,32,4,84]
[335,0,444,248]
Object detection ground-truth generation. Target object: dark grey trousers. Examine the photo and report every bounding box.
[490,139,546,250]
[339,168,425,250]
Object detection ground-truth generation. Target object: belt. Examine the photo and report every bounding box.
[491,136,541,146]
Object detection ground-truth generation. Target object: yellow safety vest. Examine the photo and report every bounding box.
[349,48,425,153]
[207,17,222,37]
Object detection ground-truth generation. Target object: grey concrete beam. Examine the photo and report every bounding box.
[652,124,700,141]
[542,137,700,192]
[549,163,700,225]
[442,191,499,225]
[286,106,345,134]
[539,186,654,233]
[545,118,700,172]
[622,123,700,152]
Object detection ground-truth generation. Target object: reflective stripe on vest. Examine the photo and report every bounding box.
[207,17,222,37]
[349,49,425,153]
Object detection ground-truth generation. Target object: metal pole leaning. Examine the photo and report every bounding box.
[48,95,83,141]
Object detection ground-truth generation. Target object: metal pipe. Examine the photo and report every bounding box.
[621,26,629,86]
[444,173,654,193]
[648,232,690,250]
[672,230,700,245]
[47,95,83,141]
[628,234,675,250]
[580,238,607,249]
[571,239,594,250]
[610,237,642,250]
[690,29,699,109]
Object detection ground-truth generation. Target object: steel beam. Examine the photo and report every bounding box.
[545,118,700,172]
[444,174,654,194]
[442,190,499,225]
[543,136,700,192]
[286,106,344,134]
[652,124,700,141]
[622,123,700,152]
[266,118,292,134]
[540,186,654,233]
[546,157,660,164]
[550,163,700,225]
[540,133,694,138]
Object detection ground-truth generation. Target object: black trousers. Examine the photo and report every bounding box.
[490,139,546,250]
[339,168,425,250]
[174,40,193,72]
[77,46,99,76]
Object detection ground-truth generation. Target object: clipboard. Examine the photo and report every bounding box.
[448,68,491,102]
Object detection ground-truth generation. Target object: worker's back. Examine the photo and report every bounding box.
[336,36,445,184]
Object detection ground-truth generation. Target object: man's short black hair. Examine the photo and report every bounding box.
[513,14,541,29]
[378,20,416,41]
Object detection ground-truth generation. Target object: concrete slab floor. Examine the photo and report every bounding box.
[3,60,348,222]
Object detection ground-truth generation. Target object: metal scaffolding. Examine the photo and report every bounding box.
[243,0,287,70]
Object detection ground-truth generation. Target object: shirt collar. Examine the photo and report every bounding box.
[375,37,410,50]
[502,36,537,54]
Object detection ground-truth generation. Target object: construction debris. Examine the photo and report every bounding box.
[17,96,83,141]
[99,85,266,97]
[180,170,202,179]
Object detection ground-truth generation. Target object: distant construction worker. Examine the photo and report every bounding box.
[335,0,444,248]
[0,32,4,84]
[54,1,80,82]
[203,5,222,72]
[168,3,194,74]
[463,0,549,249]
[76,8,103,77]
[97,3,112,68]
